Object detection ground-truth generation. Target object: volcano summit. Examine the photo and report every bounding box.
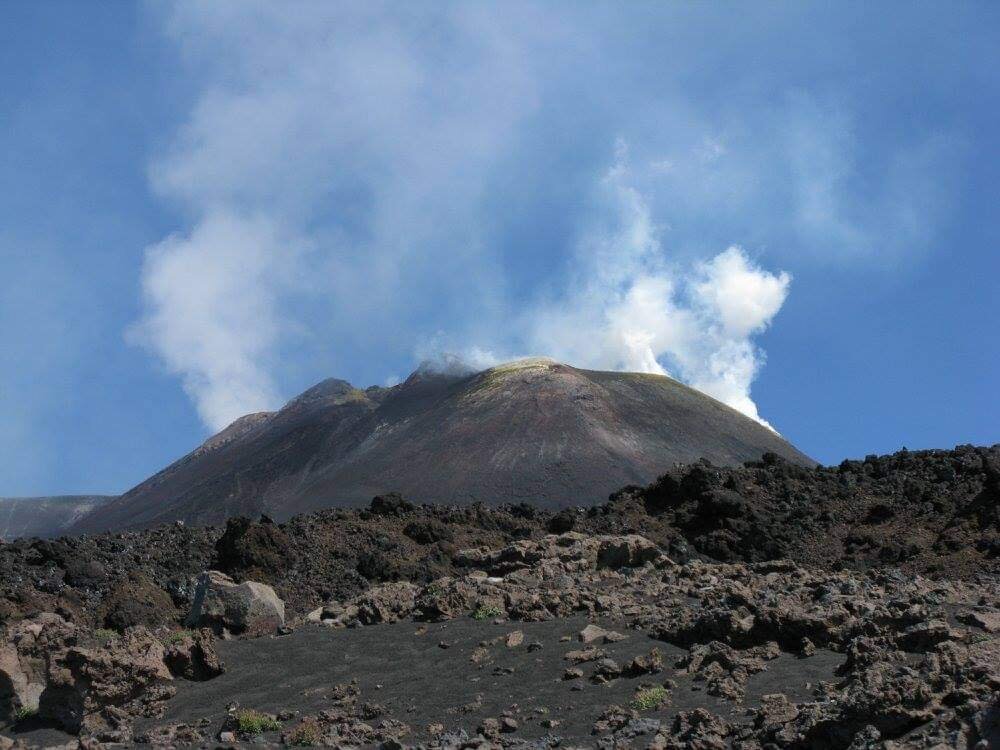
[74,358,811,534]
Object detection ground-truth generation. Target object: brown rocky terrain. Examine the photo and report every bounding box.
[0,444,997,748]
[71,358,813,534]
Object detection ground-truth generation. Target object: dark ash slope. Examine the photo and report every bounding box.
[73,358,812,533]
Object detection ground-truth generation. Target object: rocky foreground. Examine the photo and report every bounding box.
[1,445,998,748]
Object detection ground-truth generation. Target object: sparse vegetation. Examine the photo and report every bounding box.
[631,685,669,711]
[235,709,282,735]
[472,604,503,620]
[93,628,118,646]
[14,705,38,723]
[164,629,196,645]
[286,718,323,746]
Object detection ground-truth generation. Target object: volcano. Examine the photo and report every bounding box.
[72,358,813,533]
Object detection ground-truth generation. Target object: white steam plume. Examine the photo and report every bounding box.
[132,3,949,434]
[130,211,302,431]
[527,149,790,427]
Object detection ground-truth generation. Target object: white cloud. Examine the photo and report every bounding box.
[134,3,957,433]
[525,151,790,427]
[130,211,303,430]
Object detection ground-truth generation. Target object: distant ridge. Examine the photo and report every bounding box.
[73,358,814,533]
[0,495,114,540]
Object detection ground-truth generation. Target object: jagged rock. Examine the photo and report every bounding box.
[627,648,664,676]
[957,609,1000,633]
[455,533,663,577]
[897,619,961,651]
[355,582,419,625]
[578,623,627,644]
[137,721,209,745]
[564,647,605,664]
[0,613,70,721]
[403,520,454,545]
[592,658,622,682]
[98,572,178,632]
[676,641,777,702]
[185,571,285,637]
[504,630,524,648]
[215,516,293,578]
[592,705,640,736]
[39,627,174,740]
[664,708,731,749]
[163,629,224,681]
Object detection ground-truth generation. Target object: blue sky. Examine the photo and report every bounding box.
[1,1,998,496]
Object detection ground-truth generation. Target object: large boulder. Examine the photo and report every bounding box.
[0,613,70,722]
[39,627,174,740]
[185,571,285,638]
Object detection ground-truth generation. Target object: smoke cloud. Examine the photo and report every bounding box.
[131,212,307,430]
[526,149,790,426]
[132,2,955,433]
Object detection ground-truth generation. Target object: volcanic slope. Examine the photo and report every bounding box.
[73,358,813,533]
[0,496,113,540]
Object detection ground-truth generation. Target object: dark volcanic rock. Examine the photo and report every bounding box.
[184,571,285,638]
[163,629,224,681]
[3,518,999,748]
[1,444,997,637]
[98,572,178,632]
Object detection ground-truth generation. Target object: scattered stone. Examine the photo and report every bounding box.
[578,623,627,644]
[564,647,605,664]
[897,619,961,651]
[505,630,524,648]
[627,648,664,676]
[592,658,622,683]
[957,609,1000,633]
[478,717,500,739]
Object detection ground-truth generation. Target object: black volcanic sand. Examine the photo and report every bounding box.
[1,616,844,748]
[141,618,842,746]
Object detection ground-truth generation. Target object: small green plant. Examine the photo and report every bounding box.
[472,604,503,621]
[164,629,196,645]
[14,705,38,723]
[286,718,322,746]
[235,709,282,735]
[631,685,669,711]
[93,628,118,646]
